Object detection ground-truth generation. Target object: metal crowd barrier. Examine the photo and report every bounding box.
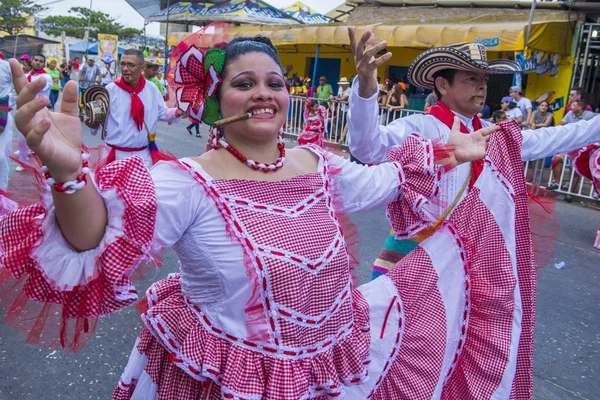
[287,95,599,200]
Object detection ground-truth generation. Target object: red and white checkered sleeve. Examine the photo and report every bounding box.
[0,156,195,351]
[385,133,444,240]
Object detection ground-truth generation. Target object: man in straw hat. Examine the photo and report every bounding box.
[346,28,600,398]
[88,49,184,167]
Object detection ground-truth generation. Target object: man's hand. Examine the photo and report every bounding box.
[348,27,392,99]
[175,109,187,118]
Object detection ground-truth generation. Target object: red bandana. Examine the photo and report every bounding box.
[27,69,47,82]
[114,77,146,131]
[427,101,484,187]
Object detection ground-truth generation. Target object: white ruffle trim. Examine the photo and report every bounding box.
[30,173,127,291]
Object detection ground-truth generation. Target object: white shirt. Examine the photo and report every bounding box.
[505,108,523,121]
[348,78,600,222]
[97,80,180,166]
[0,60,15,160]
[27,70,53,100]
[100,66,115,85]
[516,97,533,119]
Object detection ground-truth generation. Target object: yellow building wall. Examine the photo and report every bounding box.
[523,55,575,122]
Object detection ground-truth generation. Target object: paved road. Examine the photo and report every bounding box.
[0,120,598,399]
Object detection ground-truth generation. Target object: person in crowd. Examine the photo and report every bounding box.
[0,58,14,189]
[289,76,306,96]
[424,90,437,112]
[59,58,72,88]
[187,118,202,138]
[0,51,4,60]
[144,59,165,96]
[19,54,32,74]
[72,57,81,70]
[491,110,507,123]
[477,103,490,120]
[143,46,151,57]
[501,96,523,124]
[547,100,597,196]
[15,54,51,172]
[377,77,388,106]
[530,100,554,129]
[564,86,593,116]
[334,77,351,143]
[157,71,168,100]
[101,60,116,87]
[45,57,61,110]
[298,99,326,147]
[509,85,533,128]
[79,56,101,89]
[69,59,80,83]
[304,77,315,97]
[386,82,408,119]
[86,49,184,167]
[2,35,506,399]
[316,76,333,100]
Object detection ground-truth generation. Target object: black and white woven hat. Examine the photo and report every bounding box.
[408,42,521,90]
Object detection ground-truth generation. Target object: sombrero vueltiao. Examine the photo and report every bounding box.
[82,85,110,139]
[408,42,521,90]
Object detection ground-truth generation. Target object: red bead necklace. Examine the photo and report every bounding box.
[213,129,286,173]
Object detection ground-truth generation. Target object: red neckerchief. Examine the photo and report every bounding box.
[114,77,146,131]
[427,101,484,187]
[27,69,47,82]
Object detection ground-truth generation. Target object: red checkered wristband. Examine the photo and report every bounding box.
[41,152,91,194]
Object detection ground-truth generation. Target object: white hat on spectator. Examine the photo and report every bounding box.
[337,77,350,85]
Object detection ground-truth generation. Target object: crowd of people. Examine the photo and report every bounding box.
[0,27,598,400]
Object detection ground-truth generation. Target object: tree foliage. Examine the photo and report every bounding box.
[41,7,142,40]
[0,0,45,35]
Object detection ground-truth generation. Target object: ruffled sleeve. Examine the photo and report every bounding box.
[385,133,444,240]
[0,156,201,350]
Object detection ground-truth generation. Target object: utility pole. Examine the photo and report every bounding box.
[85,0,93,60]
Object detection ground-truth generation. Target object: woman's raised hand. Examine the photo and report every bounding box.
[348,28,392,99]
[10,59,84,181]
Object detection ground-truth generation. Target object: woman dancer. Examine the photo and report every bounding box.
[1,35,524,400]
[297,99,326,147]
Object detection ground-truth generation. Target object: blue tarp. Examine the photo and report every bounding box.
[69,41,126,56]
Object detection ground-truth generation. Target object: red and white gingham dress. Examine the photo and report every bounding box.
[0,124,535,399]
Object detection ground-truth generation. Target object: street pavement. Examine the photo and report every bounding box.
[0,120,598,400]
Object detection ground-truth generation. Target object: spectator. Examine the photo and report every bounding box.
[386,82,408,118]
[69,59,79,83]
[45,58,61,110]
[101,60,116,87]
[19,54,32,74]
[491,110,507,123]
[334,77,351,144]
[531,100,554,129]
[289,77,306,96]
[79,56,101,89]
[424,91,437,112]
[509,86,533,127]
[158,71,168,100]
[564,86,593,116]
[0,51,4,60]
[377,77,388,106]
[59,58,71,87]
[144,59,165,96]
[72,57,80,70]
[316,76,333,100]
[548,100,595,194]
[501,96,523,124]
[477,104,491,120]
[304,78,315,97]
[143,47,151,57]
[561,100,595,125]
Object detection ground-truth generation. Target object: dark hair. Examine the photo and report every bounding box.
[393,83,405,94]
[432,69,457,100]
[74,57,80,61]
[122,49,144,64]
[492,110,506,122]
[570,86,584,97]
[538,100,549,108]
[33,53,46,62]
[386,81,394,92]
[572,99,586,108]
[223,36,283,76]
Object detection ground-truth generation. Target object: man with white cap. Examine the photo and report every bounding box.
[346,28,600,399]
[509,85,533,128]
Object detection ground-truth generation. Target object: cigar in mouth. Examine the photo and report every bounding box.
[213,112,252,128]
[473,96,485,105]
